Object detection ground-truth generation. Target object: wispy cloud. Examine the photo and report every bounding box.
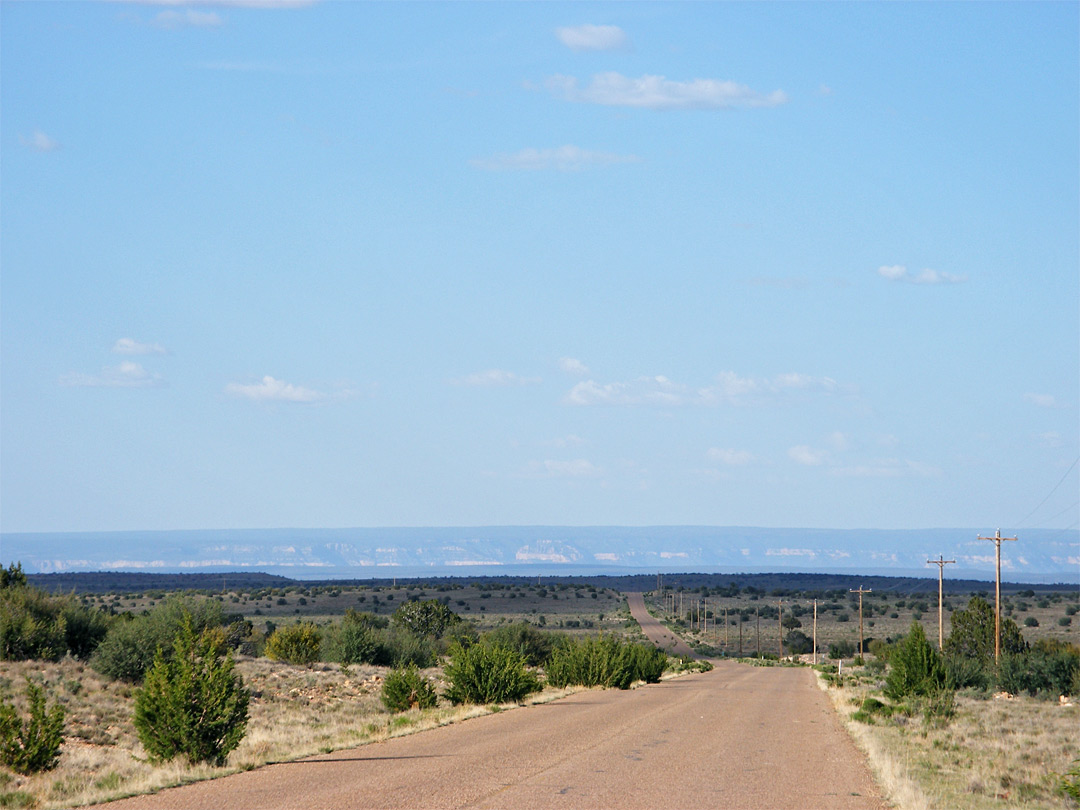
[453,369,541,387]
[152,9,223,28]
[878,265,968,285]
[525,459,602,478]
[112,338,168,356]
[558,357,589,376]
[470,145,639,172]
[565,371,840,407]
[555,24,629,52]
[1024,392,1059,408]
[708,447,754,466]
[225,375,322,403]
[61,362,165,389]
[118,0,317,8]
[788,445,828,466]
[542,72,788,110]
[19,130,60,152]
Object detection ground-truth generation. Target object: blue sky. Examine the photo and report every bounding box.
[2,1,1077,536]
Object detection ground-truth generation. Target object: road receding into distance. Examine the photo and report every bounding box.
[102,596,885,810]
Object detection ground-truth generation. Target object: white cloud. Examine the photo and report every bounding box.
[470,145,639,172]
[877,265,968,284]
[453,369,541,387]
[555,24,628,52]
[121,0,316,7]
[152,9,223,27]
[543,72,788,110]
[542,459,601,478]
[594,552,620,561]
[61,362,165,389]
[827,431,849,451]
[112,337,168,356]
[765,548,816,557]
[543,434,587,448]
[558,357,589,376]
[1024,392,1058,408]
[788,445,828,466]
[1035,431,1062,448]
[565,371,840,407]
[818,84,834,96]
[707,447,754,466]
[19,130,59,152]
[225,375,323,402]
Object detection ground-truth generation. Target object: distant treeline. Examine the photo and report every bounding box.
[25,570,1074,596]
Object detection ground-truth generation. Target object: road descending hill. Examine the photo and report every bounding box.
[101,661,884,810]
[625,591,697,657]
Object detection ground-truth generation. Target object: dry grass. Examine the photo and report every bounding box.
[819,669,1079,810]
[0,656,592,809]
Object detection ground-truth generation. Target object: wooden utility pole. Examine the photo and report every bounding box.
[755,606,760,658]
[978,529,1018,663]
[927,555,956,650]
[738,614,743,656]
[812,599,818,665]
[724,607,729,650]
[849,586,871,658]
[778,600,784,658]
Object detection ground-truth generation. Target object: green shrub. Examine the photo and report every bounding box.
[944,596,1026,663]
[1059,758,1080,802]
[828,640,855,660]
[885,622,948,700]
[483,622,561,667]
[92,597,224,682]
[391,600,461,638]
[264,623,321,665]
[0,680,65,774]
[546,636,667,690]
[0,586,67,662]
[133,617,249,766]
[381,665,438,712]
[443,642,540,705]
[944,653,990,691]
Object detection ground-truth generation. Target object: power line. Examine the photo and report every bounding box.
[1012,456,1080,529]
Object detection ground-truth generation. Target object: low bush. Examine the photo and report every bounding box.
[443,642,540,705]
[0,680,65,774]
[546,635,667,690]
[483,622,561,667]
[92,597,225,682]
[381,664,438,712]
[133,617,249,766]
[885,622,948,700]
[828,640,856,660]
[265,623,321,666]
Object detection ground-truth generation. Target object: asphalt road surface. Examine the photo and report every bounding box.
[103,665,885,809]
[625,591,697,657]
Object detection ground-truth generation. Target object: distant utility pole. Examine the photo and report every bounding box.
[778,600,784,658]
[724,607,729,650]
[978,529,1018,663]
[755,606,761,658]
[703,597,708,633]
[927,556,956,650]
[849,586,871,658]
[738,614,743,656]
[812,599,818,665]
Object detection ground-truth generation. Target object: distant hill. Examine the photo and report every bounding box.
[6,525,1077,585]
[26,570,1073,596]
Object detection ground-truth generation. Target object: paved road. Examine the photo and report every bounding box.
[625,591,697,657]
[103,664,884,810]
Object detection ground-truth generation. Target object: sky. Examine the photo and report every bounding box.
[1,1,1078,537]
